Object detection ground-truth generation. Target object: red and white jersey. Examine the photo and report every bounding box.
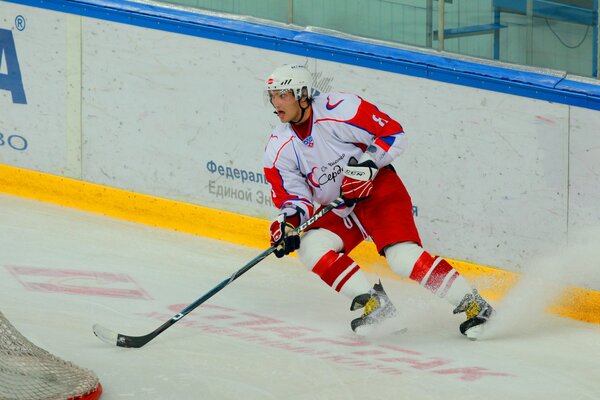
[263,92,407,223]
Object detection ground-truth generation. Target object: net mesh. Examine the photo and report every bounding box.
[0,311,101,400]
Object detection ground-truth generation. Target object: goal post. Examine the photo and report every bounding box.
[0,310,102,400]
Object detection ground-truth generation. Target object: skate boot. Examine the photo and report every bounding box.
[350,281,397,333]
[453,289,494,339]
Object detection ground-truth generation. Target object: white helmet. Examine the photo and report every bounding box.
[266,64,314,101]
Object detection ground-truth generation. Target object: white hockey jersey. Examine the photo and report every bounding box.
[263,92,407,223]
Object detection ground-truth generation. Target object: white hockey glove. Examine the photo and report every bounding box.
[341,156,379,206]
[269,213,300,258]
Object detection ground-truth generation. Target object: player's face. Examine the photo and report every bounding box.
[269,89,302,123]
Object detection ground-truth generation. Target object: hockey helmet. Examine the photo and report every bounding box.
[266,64,314,101]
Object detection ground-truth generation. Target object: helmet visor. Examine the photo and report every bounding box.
[264,89,293,106]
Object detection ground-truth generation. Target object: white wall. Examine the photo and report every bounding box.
[1,6,71,174]
[569,106,600,230]
[2,1,599,277]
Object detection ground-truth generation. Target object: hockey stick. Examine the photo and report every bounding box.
[93,197,344,348]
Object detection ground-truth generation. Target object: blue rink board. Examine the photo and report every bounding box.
[4,0,600,110]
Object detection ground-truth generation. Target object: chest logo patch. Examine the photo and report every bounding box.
[326,96,344,110]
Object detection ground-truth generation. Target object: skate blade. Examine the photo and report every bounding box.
[354,316,407,338]
[465,324,485,340]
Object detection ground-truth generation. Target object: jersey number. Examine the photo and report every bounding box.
[372,115,388,127]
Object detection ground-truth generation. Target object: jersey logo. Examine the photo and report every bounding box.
[302,136,314,147]
[307,167,321,188]
[326,96,344,110]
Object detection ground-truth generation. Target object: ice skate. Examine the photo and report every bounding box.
[350,281,398,335]
[453,289,494,340]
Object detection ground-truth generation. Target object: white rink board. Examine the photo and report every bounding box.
[0,4,73,174]
[81,18,277,217]
[1,1,600,277]
[569,106,600,230]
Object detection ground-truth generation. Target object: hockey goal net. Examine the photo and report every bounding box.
[0,310,102,400]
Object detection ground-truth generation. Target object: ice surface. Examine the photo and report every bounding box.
[1,193,599,399]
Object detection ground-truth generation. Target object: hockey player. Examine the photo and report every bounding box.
[263,64,493,338]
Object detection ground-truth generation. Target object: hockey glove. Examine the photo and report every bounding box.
[341,156,379,206]
[269,213,300,258]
